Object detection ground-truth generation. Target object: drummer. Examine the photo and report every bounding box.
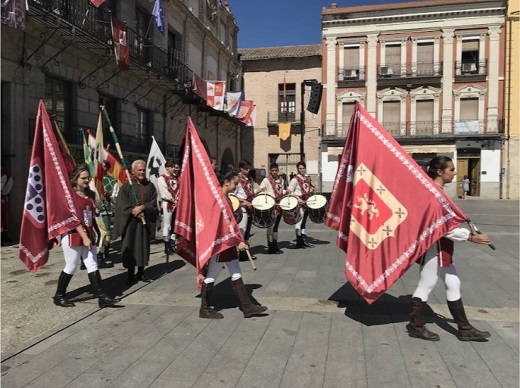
[260,163,289,254]
[288,161,316,249]
[235,160,264,260]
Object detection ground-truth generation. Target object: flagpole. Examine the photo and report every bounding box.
[100,105,146,224]
[245,250,257,271]
[466,219,496,250]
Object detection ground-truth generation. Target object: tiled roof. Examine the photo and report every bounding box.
[239,45,322,60]
[322,0,502,15]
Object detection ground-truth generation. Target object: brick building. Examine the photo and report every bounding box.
[239,45,322,185]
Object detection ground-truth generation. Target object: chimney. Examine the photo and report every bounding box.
[331,3,337,8]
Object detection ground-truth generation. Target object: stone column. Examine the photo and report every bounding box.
[366,34,379,115]
[487,26,500,132]
[442,29,455,133]
[325,37,337,136]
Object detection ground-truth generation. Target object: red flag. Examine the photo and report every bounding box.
[192,73,207,100]
[88,132,127,186]
[237,100,254,123]
[111,17,129,70]
[93,112,105,200]
[91,0,105,7]
[53,120,76,174]
[174,117,243,285]
[325,103,467,303]
[18,100,82,272]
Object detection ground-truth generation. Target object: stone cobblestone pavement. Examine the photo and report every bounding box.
[1,199,518,387]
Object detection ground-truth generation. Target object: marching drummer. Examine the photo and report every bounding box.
[260,163,288,254]
[288,161,316,249]
[235,160,262,260]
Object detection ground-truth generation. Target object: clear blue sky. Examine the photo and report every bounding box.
[229,0,397,49]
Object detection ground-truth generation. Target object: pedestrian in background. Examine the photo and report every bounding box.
[53,165,120,308]
[461,175,470,199]
[407,156,491,342]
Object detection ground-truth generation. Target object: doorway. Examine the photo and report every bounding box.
[457,156,480,197]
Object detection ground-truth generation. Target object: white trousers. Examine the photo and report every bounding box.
[61,234,98,274]
[204,256,242,284]
[412,253,462,302]
[162,202,174,240]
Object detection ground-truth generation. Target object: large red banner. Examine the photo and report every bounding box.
[174,117,243,285]
[326,103,467,303]
[18,100,81,272]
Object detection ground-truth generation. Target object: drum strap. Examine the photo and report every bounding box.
[268,175,283,200]
[239,175,255,201]
[296,175,312,200]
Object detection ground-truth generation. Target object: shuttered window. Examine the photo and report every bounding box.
[460,98,479,121]
[344,46,359,70]
[417,42,434,75]
[383,101,400,132]
[416,100,434,133]
[342,102,356,128]
[462,40,479,52]
[385,45,401,66]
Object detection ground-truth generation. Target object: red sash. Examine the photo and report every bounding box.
[163,174,179,212]
[295,174,312,200]
[239,174,255,201]
[268,175,284,201]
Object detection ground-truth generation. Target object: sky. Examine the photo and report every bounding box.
[229,0,399,49]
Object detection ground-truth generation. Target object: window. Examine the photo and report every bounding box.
[460,98,478,121]
[416,100,434,134]
[382,101,400,134]
[343,47,359,79]
[417,42,434,75]
[168,29,184,80]
[384,44,400,75]
[135,8,151,63]
[461,40,479,73]
[342,102,356,130]
[99,95,117,133]
[278,83,296,122]
[136,108,150,140]
[45,77,70,128]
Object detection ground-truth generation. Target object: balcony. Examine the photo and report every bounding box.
[337,67,366,87]
[267,111,300,125]
[324,119,503,141]
[27,0,193,91]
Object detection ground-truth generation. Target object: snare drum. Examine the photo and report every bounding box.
[227,193,243,223]
[306,194,328,224]
[279,194,302,225]
[251,193,276,228]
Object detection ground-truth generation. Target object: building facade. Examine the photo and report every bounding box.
[503,0,520,199]
[1,0,246,236]
[321,0,506,198]
[239,45,322,185]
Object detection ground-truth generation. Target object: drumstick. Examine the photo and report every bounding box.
[246,250,257,271]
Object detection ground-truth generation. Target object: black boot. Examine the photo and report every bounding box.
[164,240,174,255]
[406,297,440,341]
[447,299,491,341]
[199,282,223,319]
[268,240,283,254]
[231,278,268,318]
[88,270,120,308]
[80,260,86,270]
[126,266,136,285]
[295,235,305,249]
[137,266,151,283]
[97,249,114,268]
[53,271,75,307]
[302,234,314,248]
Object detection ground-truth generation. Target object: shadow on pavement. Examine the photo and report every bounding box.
[203,278,266,313]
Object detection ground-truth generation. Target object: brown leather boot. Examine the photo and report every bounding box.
[88,270,120,308]
[447,299,491,341]
[406,297,440,341]
[231,278,268,318]
[199,282,223,319]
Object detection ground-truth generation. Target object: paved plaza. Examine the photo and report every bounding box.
[1,199,518,387]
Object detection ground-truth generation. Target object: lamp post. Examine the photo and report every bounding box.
[300,79,319,162]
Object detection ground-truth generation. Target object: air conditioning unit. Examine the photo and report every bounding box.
[380,66,393,76]
[344,69,358,80]
[462,62,477,73]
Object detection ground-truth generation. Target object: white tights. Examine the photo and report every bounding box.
[203,256,242,284]
[61,234,98,275]
[412,253,461,302]
[162,202,173,240]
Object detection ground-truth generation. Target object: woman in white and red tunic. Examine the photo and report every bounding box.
[199,171,268,320]
[53,165,120,309]
[407,156,491,342]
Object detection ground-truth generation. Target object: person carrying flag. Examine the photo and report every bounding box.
[157,159,181,255]
[199,171,268,320]
[259,163,288,254]
[407,156,491,342]
[113,160,158,285]
[288,161,316,248]
[53,165,120,308]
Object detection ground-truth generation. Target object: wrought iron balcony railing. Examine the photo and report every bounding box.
[326,119,503,138]
[267,111,299,124]
[377,62,443,78]
[28,0,193,88]
[338,67,365,81]
[455,60,487,76]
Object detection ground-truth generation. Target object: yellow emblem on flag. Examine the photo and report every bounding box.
[278,123,291,141]
[348,163,407,250]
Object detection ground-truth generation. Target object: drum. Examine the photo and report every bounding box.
[227,193,243,223]
[306,194,328,224]
[251,193,276,228]
[279,194,302,225]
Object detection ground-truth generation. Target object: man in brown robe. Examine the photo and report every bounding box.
[113,160,158,284]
